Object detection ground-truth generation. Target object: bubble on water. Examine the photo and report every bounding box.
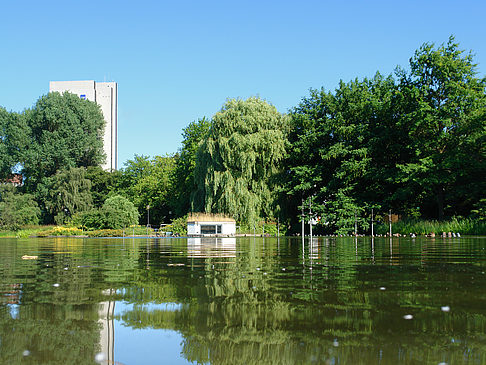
[53,283,60,288]
[263,272,267,275]
[282,268,286,271]
[403,314,413,320]
[332,339,339,347]
[441,306,450,312]
[252,286,257,290]
[438,362,448,365]
[94,352,106,363]
[256,267,260,271]
[22,350,30,357]
[64,267,69,270]
[379,287,386,291]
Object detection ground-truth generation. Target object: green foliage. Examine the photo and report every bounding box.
[0,186,40,230]
[85,229,125,237]
[285,37,486,233]
[0,108,29,180]
[69,208,104,230]
[37,167,93,224]
[160,215,187,236]
[102,195,140,229]
[169,117,211,217]
[286,73,400,233]
[375,217,486,236]
[22,92,106,189]
[69,195,138,230]
[118,154,176,225]
[193,97,289,224]
[396,36,486,219]
[85,165,121,207]
[237,220,287,236]
[470,199,486,221]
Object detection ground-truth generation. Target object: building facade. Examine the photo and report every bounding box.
[49,80,118,171]
[187,219,236,236]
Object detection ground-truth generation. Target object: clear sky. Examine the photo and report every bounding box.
[1,0,485,166]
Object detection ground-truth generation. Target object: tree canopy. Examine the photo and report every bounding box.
[22,92,105,189]
[193,97,289,224]
[0,37,484,233]
[396,36,486,219]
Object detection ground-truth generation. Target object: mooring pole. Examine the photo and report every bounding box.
[389,209,392,237]
[309,195,313,243]
[301,198,305,246]
[371,208,374,237]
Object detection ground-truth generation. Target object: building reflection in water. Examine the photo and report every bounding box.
[98,289,115,364]
[187,237,236,258]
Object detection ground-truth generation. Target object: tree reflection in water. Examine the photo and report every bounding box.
[1,236,486,364]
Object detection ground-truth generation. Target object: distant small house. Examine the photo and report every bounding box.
[187,213,236,236]
[4,174,23,187]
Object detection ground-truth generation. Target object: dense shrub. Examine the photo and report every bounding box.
[102,195,139,229]
[0,187,40,230]
[160,215,187,236]
[69,195,139,230]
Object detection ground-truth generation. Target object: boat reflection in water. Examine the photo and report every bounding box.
[187,237,236,258]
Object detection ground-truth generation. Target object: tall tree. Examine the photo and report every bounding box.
[286,74,402,233]
[22,92,105,190]
[0,108,29,180]
[169,117,211,217]
[397,36,486,219]
[85,165,122,208]
[119,154,176,225]
[193,97,289,224]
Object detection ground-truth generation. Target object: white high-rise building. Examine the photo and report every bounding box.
[49,80,118,171]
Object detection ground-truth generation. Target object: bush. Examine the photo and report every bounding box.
[36,226,85,237]
[0,187,40,230]
[102,195,139,229]
[86,229,124,237]
[68,195,139,230]
[160,215,187,236]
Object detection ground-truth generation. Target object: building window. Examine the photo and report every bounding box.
[201,225,216,234]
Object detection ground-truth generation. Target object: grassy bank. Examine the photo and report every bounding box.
[375,218,486,236]
[0,225,154,238]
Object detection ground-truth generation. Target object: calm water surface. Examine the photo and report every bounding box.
[1,236,486,364]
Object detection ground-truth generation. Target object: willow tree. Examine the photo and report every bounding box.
[192,97,289,224]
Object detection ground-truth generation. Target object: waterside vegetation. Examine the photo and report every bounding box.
[1,37,485,236]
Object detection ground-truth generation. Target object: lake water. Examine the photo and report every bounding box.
[1,236,486,364]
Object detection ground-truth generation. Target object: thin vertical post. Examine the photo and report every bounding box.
[371,208,374,237]
[389,209,392,237]
[301,198,305,246]
[354,211,357,236]
[309,195,313,243]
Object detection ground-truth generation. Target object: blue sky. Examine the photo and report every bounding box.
[1,0,485,166]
